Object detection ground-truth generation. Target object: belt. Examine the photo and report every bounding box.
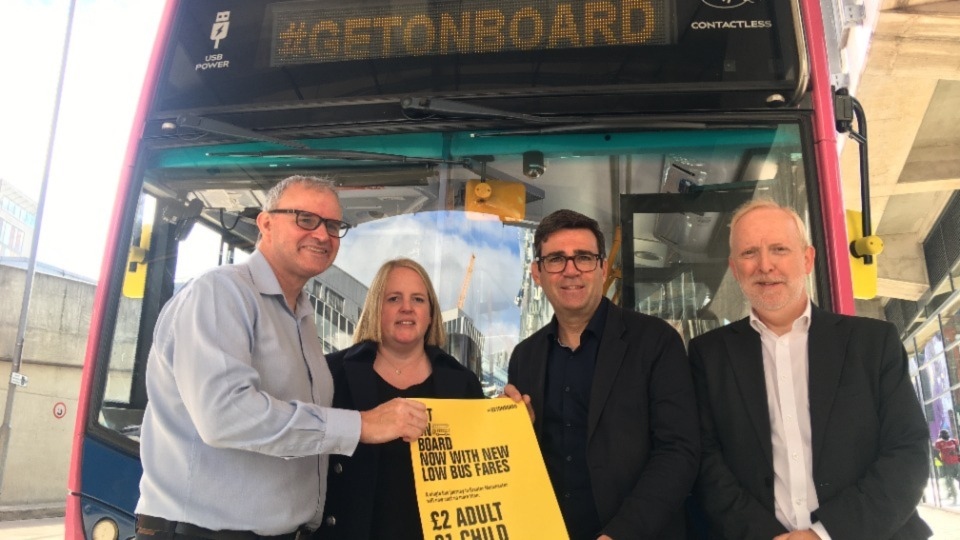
[136,515,309,540]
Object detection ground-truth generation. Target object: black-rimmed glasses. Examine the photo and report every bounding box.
[267,209,352,238]
[535,253,603,273]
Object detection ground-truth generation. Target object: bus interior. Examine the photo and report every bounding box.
[96,123,819,442]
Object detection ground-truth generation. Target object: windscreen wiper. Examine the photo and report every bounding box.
[166,114,309,149]
[401,96,587,125]
[472,122,709,137]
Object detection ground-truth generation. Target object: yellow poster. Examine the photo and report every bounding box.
[411,398,568,540]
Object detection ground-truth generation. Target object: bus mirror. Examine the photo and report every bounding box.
[851,235,884,258]
[845,210,879,299]
[122,223,152,299]
[465,179,525,222]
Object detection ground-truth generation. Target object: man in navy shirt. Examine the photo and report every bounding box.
[506,209,699,540]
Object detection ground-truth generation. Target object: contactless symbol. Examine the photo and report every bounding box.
[53,402,67,419]
[211,11,230,49]
[702,0,754,9]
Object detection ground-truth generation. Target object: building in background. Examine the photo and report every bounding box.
[0,180,37,258]
[895,193,960,510]
[442,308,484,379]
[311,265,366,354]
[811,0,960,511]
[0,258,95,514]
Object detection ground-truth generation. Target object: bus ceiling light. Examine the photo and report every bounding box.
[765,94,787,106]
[635,250,661,262]
[160,121,178,133]
[523,151,545,178]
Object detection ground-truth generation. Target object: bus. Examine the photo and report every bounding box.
[67,0,859,537]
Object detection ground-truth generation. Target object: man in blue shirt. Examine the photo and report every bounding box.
[506,209,699,540]
[135,175,429,539]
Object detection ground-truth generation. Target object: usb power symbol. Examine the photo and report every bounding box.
[211,11,230,49]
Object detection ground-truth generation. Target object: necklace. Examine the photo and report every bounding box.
[384,359,403,375]
[377,351,425,376]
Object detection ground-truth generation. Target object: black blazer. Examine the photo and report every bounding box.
[508,299,700,539]
[690,305,931,540]
[318,341,484,540]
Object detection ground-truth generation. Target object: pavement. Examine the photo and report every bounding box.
[0,516,63,540]
[918,505,960,540]
[0,506,957,539]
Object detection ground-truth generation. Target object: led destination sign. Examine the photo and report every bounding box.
[270,0,671,65]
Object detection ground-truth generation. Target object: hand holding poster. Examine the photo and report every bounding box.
[411,398,568,540]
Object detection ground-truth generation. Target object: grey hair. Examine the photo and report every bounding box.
[729,199,809,249]
[262,175,338,212]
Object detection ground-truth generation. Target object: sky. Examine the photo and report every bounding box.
[0,0,165,280]
[336,212,524,354]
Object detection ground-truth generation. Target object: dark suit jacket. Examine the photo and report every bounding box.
[318,341,484,540]
[508,299,700,539]
[689,305,931,540]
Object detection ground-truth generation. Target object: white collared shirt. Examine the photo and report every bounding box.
[750,303,830,539]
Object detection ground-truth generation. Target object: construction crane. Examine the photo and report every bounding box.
[603,226,623,303]
[457,253,476,310]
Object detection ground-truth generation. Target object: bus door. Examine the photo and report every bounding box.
[619,127,821,342]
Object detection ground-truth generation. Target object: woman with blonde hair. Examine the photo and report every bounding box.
[318,258,483,540]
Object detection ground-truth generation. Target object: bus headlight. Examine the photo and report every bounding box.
[91,518,119,540]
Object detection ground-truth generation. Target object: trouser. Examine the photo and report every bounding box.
[135,515,309,540]
[941,463,960,501]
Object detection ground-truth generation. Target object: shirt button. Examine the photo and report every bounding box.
[565,422,572,428]
[564,386,570,392]
[566,455,573,462]
[325,516,337,526]
[333,463,343,474]
[564,492,571,499]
